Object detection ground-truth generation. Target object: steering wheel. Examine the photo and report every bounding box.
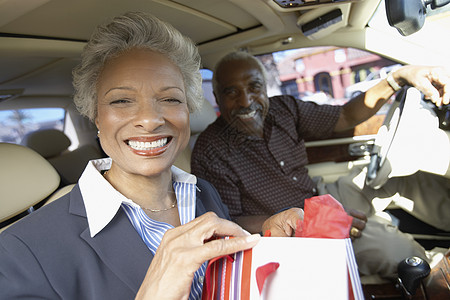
[365,87,407,188]
[365,86,449,189]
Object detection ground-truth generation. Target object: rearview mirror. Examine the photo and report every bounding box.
[385,0,426,36]
[386,0,450,36]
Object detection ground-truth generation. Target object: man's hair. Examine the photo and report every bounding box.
[212,51,267,95]
[73,11,203,121]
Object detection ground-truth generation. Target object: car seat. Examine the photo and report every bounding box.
[21,129,103,184]
[0,143,74,232]
[174,97,217,173]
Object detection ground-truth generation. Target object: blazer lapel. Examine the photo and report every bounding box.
[69,185,153,294]
[195,188,207,217]
[80,210,153,293]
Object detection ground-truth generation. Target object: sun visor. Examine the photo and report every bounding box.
[297,4,350,40]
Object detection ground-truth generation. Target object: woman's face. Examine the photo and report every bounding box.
[95,48,190,177]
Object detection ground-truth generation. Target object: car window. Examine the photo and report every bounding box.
[201,47,400,137]
[200,68,219,115]
[257,47,399,103]
[256,47,399,136]
[0,108,65,144]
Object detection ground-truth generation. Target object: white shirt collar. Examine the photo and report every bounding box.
[78,158,197,237]
[171,164,197,184]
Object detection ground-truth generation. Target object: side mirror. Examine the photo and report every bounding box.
[385,0,450,36]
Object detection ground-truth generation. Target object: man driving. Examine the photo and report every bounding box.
[191,51,450,278]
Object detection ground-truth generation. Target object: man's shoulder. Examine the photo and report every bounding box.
[269,94,340,118]
[266,95,306,123]
[193,117,235,154]
[269,94,310,110]
[270,94,296,102]
[191,117,247,175]
[195,117,224,140]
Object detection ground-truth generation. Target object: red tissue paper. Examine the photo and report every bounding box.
[256,262,280,294]
[295,194,353,239]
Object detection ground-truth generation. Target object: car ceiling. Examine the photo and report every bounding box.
[0,0,380,99]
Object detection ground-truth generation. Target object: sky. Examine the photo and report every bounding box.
[0,108,64,124]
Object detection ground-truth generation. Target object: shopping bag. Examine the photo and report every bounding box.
[202,237,362,300]
[202,194,364,300]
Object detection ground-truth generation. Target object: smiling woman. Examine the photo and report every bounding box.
[0,11,302,300]
[0,12,250,300]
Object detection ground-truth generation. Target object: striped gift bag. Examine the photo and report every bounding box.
[202,237,363,300]
[202,237,253,300]
[202,195,364,300]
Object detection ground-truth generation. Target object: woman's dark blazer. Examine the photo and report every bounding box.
[0,178,229,299]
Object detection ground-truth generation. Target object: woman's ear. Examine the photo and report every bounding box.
[94,117,99,130]
[94,118,100,137]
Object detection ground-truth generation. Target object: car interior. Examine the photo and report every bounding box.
[21,128,104,184]
[0,0,449,298]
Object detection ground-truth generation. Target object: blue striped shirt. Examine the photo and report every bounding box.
[80,159,206,298]
[122,179,206,300]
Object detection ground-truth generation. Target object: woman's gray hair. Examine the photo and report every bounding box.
[73,11,203,121]
[212,51,267,95]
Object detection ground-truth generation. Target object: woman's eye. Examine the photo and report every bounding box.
[110,98,131,105]
[163,98,182,104]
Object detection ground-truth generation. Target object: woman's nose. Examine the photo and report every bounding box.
[133,101,165,131]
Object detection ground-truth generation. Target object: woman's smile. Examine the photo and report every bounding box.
[127,136,173,156]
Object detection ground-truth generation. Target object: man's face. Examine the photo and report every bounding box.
[215,59,269,137]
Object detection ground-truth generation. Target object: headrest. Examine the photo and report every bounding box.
[190,97,217,134]
[0,143,60,222]
[21,129,71,158]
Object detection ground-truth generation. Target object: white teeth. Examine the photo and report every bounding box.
[128,138,168,150]
[237,110,256,119]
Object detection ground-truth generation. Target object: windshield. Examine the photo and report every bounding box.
[368,0,450,68]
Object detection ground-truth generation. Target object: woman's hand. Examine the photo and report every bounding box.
[135,212,260,300]
[261,207,304,237]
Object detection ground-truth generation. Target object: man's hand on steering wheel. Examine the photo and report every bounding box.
[392,65,450,107]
